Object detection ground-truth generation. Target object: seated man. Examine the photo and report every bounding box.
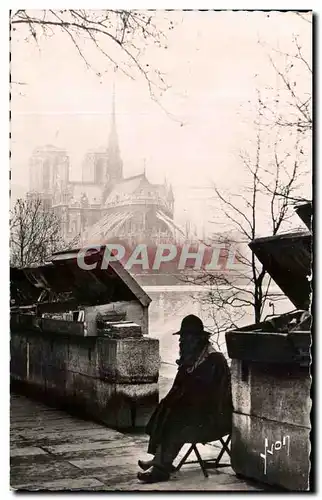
[137,314,233,483]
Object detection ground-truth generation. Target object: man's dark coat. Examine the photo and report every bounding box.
[146,348,233,454]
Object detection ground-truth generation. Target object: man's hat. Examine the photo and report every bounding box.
[173,314,208,336]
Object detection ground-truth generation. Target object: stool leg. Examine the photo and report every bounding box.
[193,445,209,478]
[215,435,231,465]
[175,444,194,472]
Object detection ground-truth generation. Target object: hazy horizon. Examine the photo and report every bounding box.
[10,10,312,236]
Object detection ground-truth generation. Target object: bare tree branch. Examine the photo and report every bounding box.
[184,70,310,337]
[10,197,68,267]
[10,9,173,102]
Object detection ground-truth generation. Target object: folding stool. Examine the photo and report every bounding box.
[175,434,231,478]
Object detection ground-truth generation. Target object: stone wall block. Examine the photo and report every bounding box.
[10,334,27,381]
[230,359,251,416]
[232,412,310,491]
[115,338,159,383]
[67,342,98,378]
[28,336,45,387]
[10,329,160,431]
[49,338,69,371]
[96,338,118,381]
[45,365,67,400]
[231,360,311,428]
[248,363,311,428]
[97,337,159,383]
[115,383,158,428]
[71,372,96,413]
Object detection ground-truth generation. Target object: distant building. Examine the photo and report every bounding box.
[28,144,70,211]
[25,92,250,329]
[27,89,185,247]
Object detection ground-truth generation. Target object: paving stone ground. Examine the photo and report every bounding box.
[10,369,265,492]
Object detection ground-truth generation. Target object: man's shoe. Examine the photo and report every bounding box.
[137,466,170,483]
[138,459,154,471]
[138,459,176,473]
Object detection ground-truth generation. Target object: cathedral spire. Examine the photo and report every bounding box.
[112,81,116,129]
[108,81,118,151]
[106,81,123,185]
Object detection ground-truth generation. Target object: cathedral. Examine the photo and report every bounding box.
[27,91,186,248]
[25,93,247,305]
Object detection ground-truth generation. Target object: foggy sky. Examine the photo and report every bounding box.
[10,10,312,235]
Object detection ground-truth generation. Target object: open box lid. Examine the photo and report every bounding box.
[295,202,312,231]
[10,246,151,309]
[249,230,312,310]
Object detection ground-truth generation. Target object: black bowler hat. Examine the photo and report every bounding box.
[173,314,208,336]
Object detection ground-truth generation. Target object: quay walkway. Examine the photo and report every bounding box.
[10,368,264,492]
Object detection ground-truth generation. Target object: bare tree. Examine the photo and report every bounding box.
[182,91,309,342]
[190,18,312,339]
[10,197,67,268]
[258,13,312,198]
[258,12,312,133]
[10,9,174,100]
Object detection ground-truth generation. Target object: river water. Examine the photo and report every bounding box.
[145,288,293,378]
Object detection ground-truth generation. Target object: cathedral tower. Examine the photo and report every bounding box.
[28,145,69,208]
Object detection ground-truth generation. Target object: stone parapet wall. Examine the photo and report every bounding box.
[10,330,160,430]
[230,359,311,491]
